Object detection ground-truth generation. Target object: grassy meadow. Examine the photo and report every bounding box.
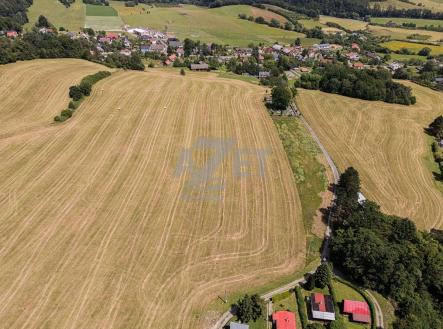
[112,4,306,46]
[319,15,368,30]
[381,40,443,54]
[86,4,118,16]
[371,17,443,28]
[369,25,443,42]
[370,0,443,12]
[25,0,86,31]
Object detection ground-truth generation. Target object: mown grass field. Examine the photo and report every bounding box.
[319,15,368,30]
[381,40,443,54]
[25,0,86,31]
[0,60,306,329]
[297,83,443,229]
[112,4,306,46]
[371,17,443,27]
[369,25,443,42]
[86,4,118,16]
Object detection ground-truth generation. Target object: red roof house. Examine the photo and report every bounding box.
[272,311,296,329]
[343,300,370,323]
[6,31,18,38]
[106,32,119,40]
[311,293,335,321]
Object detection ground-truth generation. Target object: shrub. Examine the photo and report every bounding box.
[295,286,308,329]
[69,86,83,101]
[304,273,316,290]
[68,101,77,110]
[180,68,185,76]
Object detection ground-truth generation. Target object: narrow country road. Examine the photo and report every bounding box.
[300,115,384,329]
[210,115,384,329]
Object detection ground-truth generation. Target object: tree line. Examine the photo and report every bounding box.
[296,64,416,105]
[330,167,443,329]
[55,71,111,122]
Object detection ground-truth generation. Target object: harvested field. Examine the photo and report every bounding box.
[250,7,288,23]
[369,25,443,42]
[297,83,443,229]
[319,15,368,30]
[0,60,306,329]
[0,59,110,139]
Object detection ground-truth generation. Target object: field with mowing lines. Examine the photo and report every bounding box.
[0,59,110,139]
[250,6,288,23]
[25,0,86,31]
[297,83,443,229]
[0,60,306,329]
[381,40,443,54]
[112,4,305,46]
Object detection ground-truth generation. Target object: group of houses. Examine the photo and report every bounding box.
[229,292,370,329]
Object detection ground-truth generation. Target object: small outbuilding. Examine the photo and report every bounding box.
[229,322,249,329]
[272,311,296,329]
[190,63,209,71]
[343,300,371,324]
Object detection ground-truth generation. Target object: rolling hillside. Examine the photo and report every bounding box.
[297,82,443,229]
[0,60,306,329]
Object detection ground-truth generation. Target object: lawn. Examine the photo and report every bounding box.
[112,4,305,46]
[371,17,443,28]
[25,0,86,31]
[86,4,118,16]
[381,40,443,55]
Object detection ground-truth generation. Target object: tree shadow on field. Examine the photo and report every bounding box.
[432,171,443,182]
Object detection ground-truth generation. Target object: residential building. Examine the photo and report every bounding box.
[272,311,296,329]
[343,300,371,324]
[310,293,335,321]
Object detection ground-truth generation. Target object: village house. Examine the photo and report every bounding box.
[168,38,182,48]
[345,52,359,61]
[39,27,54,34]
[119,49,132,56]
[351,43,361,52]
[106,32,119,41]
[343,300,371,324]
[148,43,167,55]
[310,293,336,321]
[176,47,185,57]
[272,311,296,329]
[259,71,271,79]
[353,62,365,70]
[389,62,404,71]
[6,31,18,38]
[140,45,150,54]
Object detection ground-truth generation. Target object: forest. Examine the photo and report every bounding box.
[296,64,416,105]
[0,0,33,31]
[330,168,443,329]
